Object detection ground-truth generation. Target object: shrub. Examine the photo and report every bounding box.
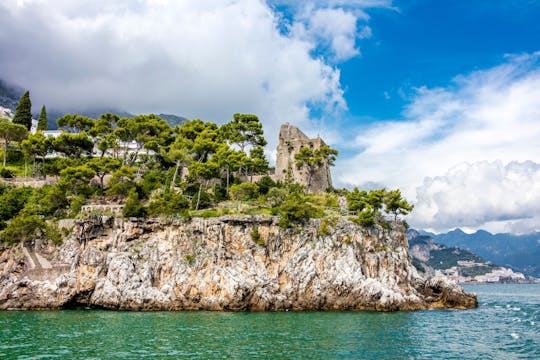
[184,254,194,264]
[0,214,55,245]
[139,169,167,199]
[278,197,322,228]
[402,220,410,229]
[123,189,146,218]
[266,187,287,207]
[317,217,331,236]
[147,191,189,216]
[324,193,339,208]
[69,195,86,217]
[21,185,68,218]
[190,190,212,210]
[256,175,276,195]
[106,166,136,196]
[251,226,265,246]
[0,167,14,178]
[0,186,33,222]
[354,209,375,227]
[229,182,259,201]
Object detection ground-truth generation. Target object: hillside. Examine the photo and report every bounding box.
[407,230,531,283]
[421,229,540,277]
[0,79,24,111]
[0,78,185,128]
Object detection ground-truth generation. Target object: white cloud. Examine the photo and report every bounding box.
[291,6,363,61]
[287,2,380,62]
[0,0,373,148]
[411,161,540,234]
[335,52,540,233]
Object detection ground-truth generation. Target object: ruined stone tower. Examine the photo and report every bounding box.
[274,123,332,192]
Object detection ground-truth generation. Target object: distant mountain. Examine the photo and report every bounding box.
[45,109,132,130]
[157,113,187,127]
[0,79,24,111]
[0,78,186,129]
[419,229,540,277]
[407,230,531,283]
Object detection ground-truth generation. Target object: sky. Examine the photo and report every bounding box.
[1,0,540,234]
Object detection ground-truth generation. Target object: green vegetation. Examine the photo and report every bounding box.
[0,94,414,246]
[0,119,27,167]
[347,188,413,227]
[294,144,338,192]
[12,91,32,130]
[38,105,48,131]
[251,226,264,246]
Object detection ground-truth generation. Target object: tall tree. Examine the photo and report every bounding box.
[52,133,94,158]
[213,143,246,195]
[115,114,172,165]
[21,132,52,173]
[188,161,218,210]
[57,165,96,197]
[12,91,32,130]
[37,105,48,131]
[0,120,28,167]
[162,138,192,190]
[89,114,118,157]
[246,146,269,177]
[221,114,267,151]
[383,189,414,220]
[87,157,121,194]
[57,114,95,132]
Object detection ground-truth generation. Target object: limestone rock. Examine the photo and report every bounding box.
[0,215,477,311]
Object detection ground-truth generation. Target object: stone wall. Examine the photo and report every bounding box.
[274,123,332,192]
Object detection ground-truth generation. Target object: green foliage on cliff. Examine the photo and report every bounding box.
[251,226,264,246]
[347,187,413,226]
[277,194,323,228]
[123,189,146,218]
[229,182,259,201]
[12,91,32,130]
[0,109,414,246]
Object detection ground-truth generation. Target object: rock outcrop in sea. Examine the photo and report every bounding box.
[0,215,477,311]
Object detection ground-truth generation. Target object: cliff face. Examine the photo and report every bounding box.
[407,230,530,284]
[0,215,476,311]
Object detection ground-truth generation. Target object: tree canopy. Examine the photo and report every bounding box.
[12,91,32,130]
[0,109,415,248]
[38,105,48,131]
[0,119,28,167]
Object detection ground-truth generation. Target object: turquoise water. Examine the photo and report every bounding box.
[0,284,538,359]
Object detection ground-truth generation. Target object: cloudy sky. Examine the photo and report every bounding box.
[1,0,540,234]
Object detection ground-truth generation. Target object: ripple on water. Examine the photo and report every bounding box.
[0,284,538,359]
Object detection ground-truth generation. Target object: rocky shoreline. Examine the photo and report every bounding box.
[0,215,477,311]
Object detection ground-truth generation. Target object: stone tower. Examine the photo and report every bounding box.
[274,123,332,192]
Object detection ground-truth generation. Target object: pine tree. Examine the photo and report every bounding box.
[37,105,48,131]
[12,91,32,131]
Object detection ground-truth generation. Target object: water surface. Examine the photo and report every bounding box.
[0,284,538,359]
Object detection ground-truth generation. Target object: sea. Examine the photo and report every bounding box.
[0,284,538,359]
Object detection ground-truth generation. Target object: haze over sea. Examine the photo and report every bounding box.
[0,284,537,359]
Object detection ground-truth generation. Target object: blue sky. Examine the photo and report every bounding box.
[2,0,540,233]
[340,0,540,120]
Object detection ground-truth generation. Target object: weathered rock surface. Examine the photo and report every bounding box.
[0,215,477,311]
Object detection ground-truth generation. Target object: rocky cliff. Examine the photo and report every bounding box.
[0,215,476,311]
[407,230,531,284]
